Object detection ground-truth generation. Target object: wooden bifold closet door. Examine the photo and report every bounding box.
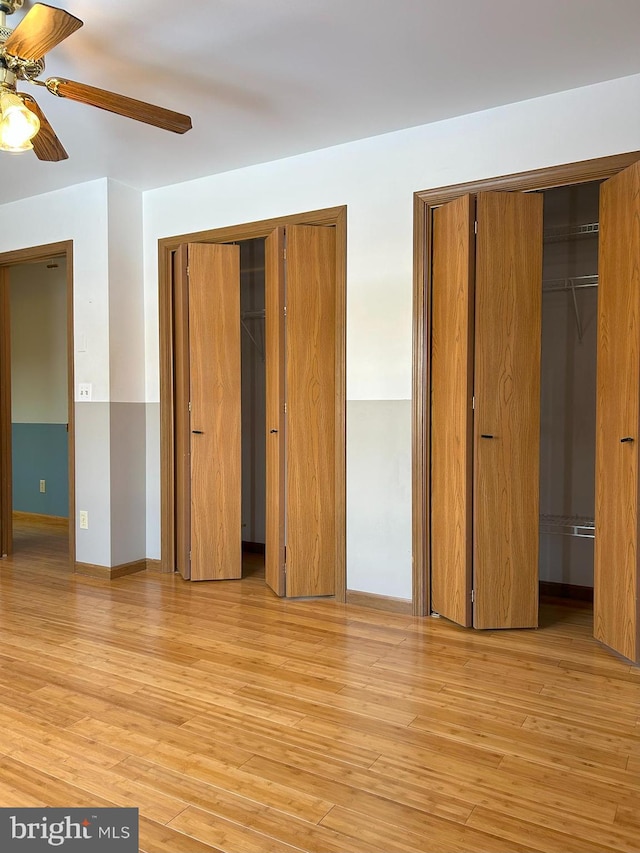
[265,224,337,598]
[265,228,286,596]
[430,194,474,626]
[175,226,337,598]
[430,190,543,630]
[595,160,640,664]
[0,270,10,559]
[174,242,242,582]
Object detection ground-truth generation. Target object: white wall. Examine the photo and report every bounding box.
[108,180,145,403]
[10,261,67,424]
[143,73,640,598]
[107,181,147,566]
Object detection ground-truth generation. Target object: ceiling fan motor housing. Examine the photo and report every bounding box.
[0,62,16,90]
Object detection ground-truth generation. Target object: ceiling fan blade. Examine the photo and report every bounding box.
[44,78,192,134]
[21,93,68,161]
[3,3,83,61]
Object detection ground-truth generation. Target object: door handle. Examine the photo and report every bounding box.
[192,430,204,435]
[480,434,494,439]
[270,429,278,434]
[621,436,634,443]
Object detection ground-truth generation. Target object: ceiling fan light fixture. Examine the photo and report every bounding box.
[0,90,39,152]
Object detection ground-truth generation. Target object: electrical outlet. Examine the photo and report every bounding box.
[79,383,92,401]
[79,510,89,530]
[39,479,46,493]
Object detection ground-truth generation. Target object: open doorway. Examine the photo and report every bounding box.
[11,256,69,559]
[0,241,75,568]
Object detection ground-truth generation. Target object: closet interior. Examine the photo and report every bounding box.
[239,237,267,580]
[539,181,600,603]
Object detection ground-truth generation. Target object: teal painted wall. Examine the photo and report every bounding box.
[12,424,69,517]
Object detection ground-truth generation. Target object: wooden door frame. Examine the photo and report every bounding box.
[0,241,75,568]
[158,206,347,601]
[413,151,640,617]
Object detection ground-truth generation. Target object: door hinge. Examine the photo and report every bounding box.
[472,396,475,410]
[186,266,190,277]
[188,401,192,413]
[471,589,475,603]
[284,305,287,317]
[474,221,478,235]
[284,402,287,414]
[189,550,192,562]
[283,247,287,261]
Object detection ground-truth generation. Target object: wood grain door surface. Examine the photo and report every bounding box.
[430,194,475,627]
[595,161,640,664]
[285,225,336,598]
[0,270,10,558]
[186,242,242,581]
[265,228,286,596]
[473,191,543,629]
[174,246,191,579]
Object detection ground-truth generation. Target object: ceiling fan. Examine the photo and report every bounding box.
[0,0,192,160]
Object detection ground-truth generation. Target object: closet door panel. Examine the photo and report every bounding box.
[595,161,640,664]
[174,246,191,579]
[265,228,286,596]
[286,225,336,597]
[188,242,242,581]
[474,191,543,629]
[430,194,474,627]
[0,269,11,558]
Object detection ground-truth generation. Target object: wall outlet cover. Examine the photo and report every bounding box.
[78,383,92,401]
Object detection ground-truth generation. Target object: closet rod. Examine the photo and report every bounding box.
[543,276,597,341]
[241,309,265,320]
[542,274,598,293]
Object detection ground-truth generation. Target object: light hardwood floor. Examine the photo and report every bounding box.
[0,519,639,852]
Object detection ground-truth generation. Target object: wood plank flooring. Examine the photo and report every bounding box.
[0,519,639,852]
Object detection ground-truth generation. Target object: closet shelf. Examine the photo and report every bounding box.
[540,514,595,539]
[543,222,599,242]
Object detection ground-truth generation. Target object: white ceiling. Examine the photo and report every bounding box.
[2,0,640,205]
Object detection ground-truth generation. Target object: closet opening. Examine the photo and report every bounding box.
[238,237,267,582]
[539,181,600,612]
[160,205,346,598]
[415,151,640,661]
